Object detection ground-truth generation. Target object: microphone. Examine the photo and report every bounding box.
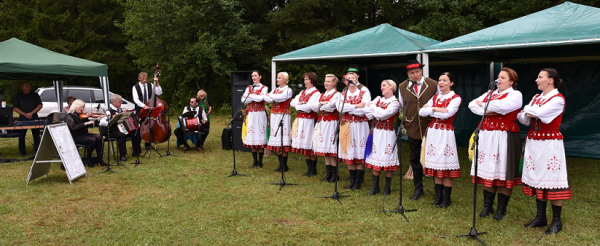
[493,79,500,85]
[289,84,303,89]
[252,84,261,87]
[346,80,357,85]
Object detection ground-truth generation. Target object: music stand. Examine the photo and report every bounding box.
[139,106,164,160]
[98,112,132,174]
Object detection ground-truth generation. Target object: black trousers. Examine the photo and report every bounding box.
[408,137,423,191]
[108,129,134,157]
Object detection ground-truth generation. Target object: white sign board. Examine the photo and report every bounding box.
[27,123,87,185]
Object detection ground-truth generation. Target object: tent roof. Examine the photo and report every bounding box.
[424,2,600,61]
[273,23,440,66]
[0,38,108,80]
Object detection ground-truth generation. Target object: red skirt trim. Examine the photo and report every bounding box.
[267,145,292,153]
[314,151,337,157]
[339,158,364,165]
[365,163,398,172]
[471,176,522,188]
[424,168,461,178]
[522,185,572,200]
[243,144,267,149]
[292,148,314,156]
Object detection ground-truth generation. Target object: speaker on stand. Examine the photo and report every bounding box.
[225,71,252,152]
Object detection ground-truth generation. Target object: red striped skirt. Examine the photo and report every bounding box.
[365,163,398,172]
[522,184,572,200]
[267,145,292,153]
[244,144,267,149]
[292,147,314,156]
[425,168,460,178]
[339,158,363,165]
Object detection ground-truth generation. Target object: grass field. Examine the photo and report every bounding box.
[1,115,599,245]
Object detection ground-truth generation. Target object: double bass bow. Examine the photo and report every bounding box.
[140,64,171,143]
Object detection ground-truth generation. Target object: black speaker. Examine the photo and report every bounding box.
[231,120,250,152]
[231,71,252,120]
[221,126,232,150]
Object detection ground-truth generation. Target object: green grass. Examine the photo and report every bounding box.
[1,115,599,245]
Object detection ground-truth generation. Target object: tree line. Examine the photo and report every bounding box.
[1,0,596,112]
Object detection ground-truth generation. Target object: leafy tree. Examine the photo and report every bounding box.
[119,0,263,109]
[0,0,136,102]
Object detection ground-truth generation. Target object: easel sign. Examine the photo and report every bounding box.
[26,123,87,185]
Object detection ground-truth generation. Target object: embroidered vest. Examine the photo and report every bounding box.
[427,94,461,131]
[479,91,520,132]
[527,93,565,140]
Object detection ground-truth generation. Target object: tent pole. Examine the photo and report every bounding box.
[422,53,430,78]
[271,61,276,90]
[53,81,64,113]
[99,76,110,112]
[489,62,495,82]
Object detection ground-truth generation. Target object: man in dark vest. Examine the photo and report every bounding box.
[131,72,163,156]
[99,94,135,161]
[174,96,208,151]
[398,60,439,200]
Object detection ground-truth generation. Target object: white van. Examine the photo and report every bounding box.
[35,86,136,118]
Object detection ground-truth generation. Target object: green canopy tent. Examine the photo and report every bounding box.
[271,23,440,89]
[0,38,110,115]
[423,2,600,159]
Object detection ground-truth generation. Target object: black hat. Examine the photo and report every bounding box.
[347,64,360,74]
[405,60,425,70]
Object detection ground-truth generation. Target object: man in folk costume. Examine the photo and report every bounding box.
[174,97,208,151]
[131,71,163,156]
[99,94,136,161]
[398,60,439,200]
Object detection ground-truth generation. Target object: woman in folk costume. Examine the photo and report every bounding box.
[337,65,371,190]
[264,72,293,172]
[291,72,321,177]
[241,70,269,168]
[313,74,341,182]
[313,74,340,183]
[468,67,523,221]
[418,72,462,208]
[517,68,571,234]
[363,80,400,196]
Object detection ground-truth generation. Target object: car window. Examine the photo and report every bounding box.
[93,90,107,103]
[39,89,56,102]
[68,89,92,103]
[39,89,68,102]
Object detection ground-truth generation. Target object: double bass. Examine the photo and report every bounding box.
[140,65,171,143]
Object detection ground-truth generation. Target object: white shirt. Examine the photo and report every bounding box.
[468,87,523,116]
[517,89,564,126]
[99,104,124,127]
[132,82,163,108]
[182,105,207,121]
[418,91,462,120]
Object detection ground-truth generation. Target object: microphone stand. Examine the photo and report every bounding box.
[225,84,257,178]
[441,80,497,245]
[268,86,298,191]
[380,80,418,221]
[314,83,352,205]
